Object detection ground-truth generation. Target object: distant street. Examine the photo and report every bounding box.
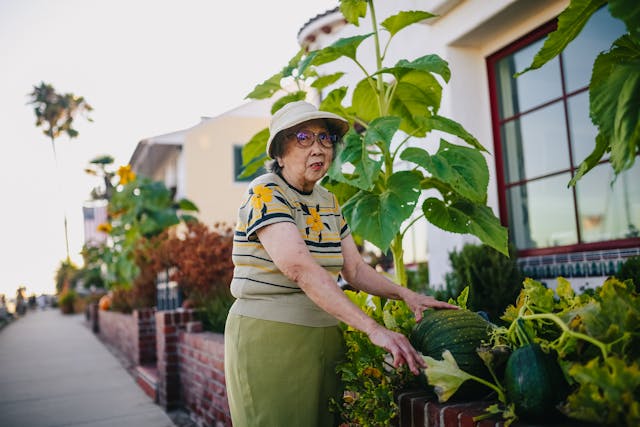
[0,309,175,427]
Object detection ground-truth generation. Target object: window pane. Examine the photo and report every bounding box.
[567,91,599,167]
[508,173,577,250]
[576,163,640,243]
[563,7,627,93]
[496,38,562,118]
[501,102,570,183]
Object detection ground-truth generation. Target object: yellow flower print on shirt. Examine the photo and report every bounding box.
[250,185,273,210]
[306,207,323,233]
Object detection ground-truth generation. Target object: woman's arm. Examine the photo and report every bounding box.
[341,234,457,321]
[256,222,426,374]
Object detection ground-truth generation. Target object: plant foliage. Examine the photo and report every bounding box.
[515,0,640,185]
[422,277,640,426]
[330,291,416,426]
[444,244,524,323]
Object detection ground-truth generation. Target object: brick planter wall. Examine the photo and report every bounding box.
[97,308,157,367]
[396,390,585,427]
[178,326,231,427]
[155,310,198,410]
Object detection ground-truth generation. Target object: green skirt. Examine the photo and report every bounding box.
[224,314,345,427]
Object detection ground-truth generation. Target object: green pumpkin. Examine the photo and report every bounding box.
[504,343,569,421]
[410,309,494,400]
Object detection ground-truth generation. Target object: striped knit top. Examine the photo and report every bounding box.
[229,173,351,327]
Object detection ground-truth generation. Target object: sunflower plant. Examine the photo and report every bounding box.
[97,165,198,290]
[240,0,508,287]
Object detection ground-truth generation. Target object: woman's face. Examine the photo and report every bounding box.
[277,119,334,192]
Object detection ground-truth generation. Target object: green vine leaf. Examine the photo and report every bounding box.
[423,198,508,255]
[423,350,474,402]
[381,11,436,37]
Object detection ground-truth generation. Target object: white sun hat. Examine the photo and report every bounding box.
[266,101,350,158]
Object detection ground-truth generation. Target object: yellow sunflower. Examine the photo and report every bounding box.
[117,164,136,185]
[97,222,112,233]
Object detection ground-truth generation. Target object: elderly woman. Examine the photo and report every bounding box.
[225,101,456,426]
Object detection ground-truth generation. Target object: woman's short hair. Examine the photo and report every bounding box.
[266,119,343,174]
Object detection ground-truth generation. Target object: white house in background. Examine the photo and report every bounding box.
[301,0,639,288]
[129,100,273,227]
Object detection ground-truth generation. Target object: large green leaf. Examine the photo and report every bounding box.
[380,54,451,83]
[319,87,351,119]
[516,0,606,76]
[245,72,283,100]
[340,0,368,26]
[590,35,640,174]
[342,171,422,251]
[401,140,488,203]
[321,176,360,206]
[389,70,442,136]
[328,131,381,191]
[415,115,487,152]
[240,128,269,178]
[423,350,475,402]
[352,77,383,123]
[608,0,640,38]
[364,116,401,154]
[381,11,436,37]
[569,132,609,186]
[423,198,508,255]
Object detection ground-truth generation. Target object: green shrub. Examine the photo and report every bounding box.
[58,289,77,314]
[615,255,640,291]
[445,243,524,323]
[197,292,234,333]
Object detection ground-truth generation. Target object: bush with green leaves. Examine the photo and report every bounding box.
[330,291,416,426]
[616,255,640,291]
[444,243,524,323]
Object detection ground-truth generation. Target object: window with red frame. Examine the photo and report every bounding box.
[487,7,638,256]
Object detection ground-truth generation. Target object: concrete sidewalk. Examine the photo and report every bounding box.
[0,308,176,427]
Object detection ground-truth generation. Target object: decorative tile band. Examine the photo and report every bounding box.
[517,247,640,280]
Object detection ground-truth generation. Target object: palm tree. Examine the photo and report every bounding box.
[28,82,93,261]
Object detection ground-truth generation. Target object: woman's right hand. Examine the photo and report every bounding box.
[366,325,425,375]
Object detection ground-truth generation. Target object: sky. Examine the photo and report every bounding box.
[0,0,339,299]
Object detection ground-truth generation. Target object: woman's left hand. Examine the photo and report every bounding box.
[403,290,458,322]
